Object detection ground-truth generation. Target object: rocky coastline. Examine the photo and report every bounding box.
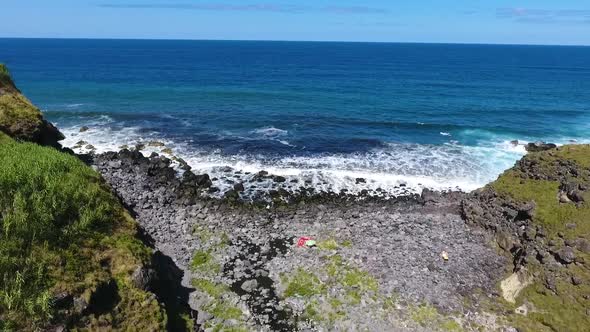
[1,62,588,331]
[86,141,590,331]
[89,149,511,331]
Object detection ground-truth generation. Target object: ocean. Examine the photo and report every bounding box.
[2,38,589,197]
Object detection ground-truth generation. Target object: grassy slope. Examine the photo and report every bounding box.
[488,145,590,332]
[0,132,168,330]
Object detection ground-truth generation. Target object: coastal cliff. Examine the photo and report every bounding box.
[463,145,590,331]
[0,66,193,331]
[0,64,588,331]
[0,64,64,147]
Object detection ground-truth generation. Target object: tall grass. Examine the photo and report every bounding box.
[0,136,117,329]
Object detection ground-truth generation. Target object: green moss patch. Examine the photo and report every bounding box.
[409,304,462,331]
[284,268,325,298]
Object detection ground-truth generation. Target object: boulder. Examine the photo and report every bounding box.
[517,202,536,220]
[555,247,576,264]
[525,141,557,152]
[233,182,245,192]
[240,279,258,293]
[273,175,287,183]
[500,269,532,303]
[131,266,157,291]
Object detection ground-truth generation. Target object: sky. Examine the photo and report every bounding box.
[1,0,590,45]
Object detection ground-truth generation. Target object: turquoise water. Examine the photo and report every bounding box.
[2,39,589,194]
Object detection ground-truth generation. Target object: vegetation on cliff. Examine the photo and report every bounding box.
[466,145,590,332]
[0,64,63,147]
[0,66,175,331]
[0,132,169,330]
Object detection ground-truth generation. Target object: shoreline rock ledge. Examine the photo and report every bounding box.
[92,149,513,331]
[92,143,590,331]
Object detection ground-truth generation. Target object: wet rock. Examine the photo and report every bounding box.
[224,189,240,200]
[148,141,165,147]
[79,126,89,132]
[233,183,245,192]
[273,176,286,183]
[525,141,557,152]
[195,174,212,188]
[355,178,366,184]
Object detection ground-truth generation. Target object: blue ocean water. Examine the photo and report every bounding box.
[2,39,589,194]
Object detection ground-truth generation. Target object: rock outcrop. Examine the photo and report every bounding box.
[462,144,590,332]
[0,64,64,147]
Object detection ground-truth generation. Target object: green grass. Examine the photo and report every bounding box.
[0,138,168,330]
[284,268,325,298]
[317,239,339,251]
[192,279,229,298]
[491,175,590,238]
[190,249,221,275]
[409,304,463,331]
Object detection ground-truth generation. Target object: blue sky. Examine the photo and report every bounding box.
[2,0,590,45]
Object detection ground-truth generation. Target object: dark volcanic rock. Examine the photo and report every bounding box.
[525,141,557,152]
[233,182,245,192]
[131,266,157,291]
[91,148,508,330]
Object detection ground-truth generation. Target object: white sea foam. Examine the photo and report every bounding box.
[65,103,85,108]
[62,123,573,199]
[440,132,451,136]
[252,126,288,137]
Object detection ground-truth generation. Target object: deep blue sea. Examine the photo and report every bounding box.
[2,38,590,195]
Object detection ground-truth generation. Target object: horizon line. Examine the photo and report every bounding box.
[0,36,588,47]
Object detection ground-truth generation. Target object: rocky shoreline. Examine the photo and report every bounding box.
[91,149,512,331]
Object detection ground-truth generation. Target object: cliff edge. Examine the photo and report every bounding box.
[463,145,590,331]
[0,64,64,147]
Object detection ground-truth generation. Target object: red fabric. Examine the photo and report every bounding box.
[297,237,311,247]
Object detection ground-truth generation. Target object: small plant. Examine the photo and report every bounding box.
[284,269,324,298]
